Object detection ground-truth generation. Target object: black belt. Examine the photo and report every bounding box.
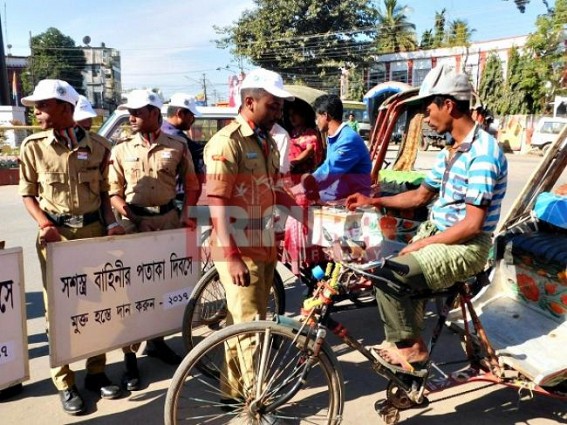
[45,211,101,228]
[128,200,176,217]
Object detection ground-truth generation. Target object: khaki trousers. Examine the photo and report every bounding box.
[215,257,276,399]
[37,221,107,391]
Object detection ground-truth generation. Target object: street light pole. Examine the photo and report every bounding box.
[202,73,208,106]
[0,11,11,105]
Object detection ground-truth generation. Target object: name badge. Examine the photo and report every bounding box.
[161,151,172,159]
[77,152,88,160]
[246,152,258,159]
[125,156,138,162]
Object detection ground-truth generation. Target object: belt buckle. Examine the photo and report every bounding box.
[65,215,84,228]
[146,206,160,215]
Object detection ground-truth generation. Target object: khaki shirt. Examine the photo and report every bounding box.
[109,131,198,206]
[204,115,281,259]
[19,129,111,215]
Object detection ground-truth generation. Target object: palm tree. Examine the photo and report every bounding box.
[375,0,417,53]
[432,9,446,48]
[445,19,476,47]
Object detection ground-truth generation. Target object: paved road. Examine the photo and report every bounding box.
[0,150,566,424]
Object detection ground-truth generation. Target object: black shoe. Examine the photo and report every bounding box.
[122,353,141,391]
[59,386,85,415]
[84,373,121,399]
[144,339,182,365]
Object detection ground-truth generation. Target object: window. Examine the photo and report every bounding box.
[413,68,431,87]
[189,118,234,144]
[367,65,387,89]
[391,70,408,84]
[540,121,566,134]
[101,116,132,145]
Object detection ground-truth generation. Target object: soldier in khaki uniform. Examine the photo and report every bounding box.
[204,68,299,404]
[19,79,125,415]
[108,89,200,390]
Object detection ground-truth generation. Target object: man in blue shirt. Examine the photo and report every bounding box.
[311,95,371,202]
[346,65,508,371]
[162,93,203,204]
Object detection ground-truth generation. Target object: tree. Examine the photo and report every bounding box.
[523,0,567,110]
[346,67,365,101]
[375,0,417,54]
[23,28,86,94]
[502,0,553,13]
[420,29,434,50]
[215,0,378,92]
[500,46,525,114]
[479,53,505,115]
[432,9,446,48]
[445,19,475,47]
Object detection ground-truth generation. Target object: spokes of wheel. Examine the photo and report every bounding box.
[182,269,286,355]
[166,322,343,425]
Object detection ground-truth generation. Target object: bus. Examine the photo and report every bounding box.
[342,100,371,140]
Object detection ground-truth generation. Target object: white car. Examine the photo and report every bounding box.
[531,117,567,152]
[97,106,238,146]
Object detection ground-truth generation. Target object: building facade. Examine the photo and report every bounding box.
[6,44,122,118]
[366,35,530,91]
[81,44,122,116]
[5,55,26,107]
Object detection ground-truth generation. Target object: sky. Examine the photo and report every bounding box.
[2,0,550,102]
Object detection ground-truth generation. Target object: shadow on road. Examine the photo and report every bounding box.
[25,291,44,320]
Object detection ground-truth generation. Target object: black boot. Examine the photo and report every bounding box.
[122,352,141,391]
[84,373,121,399]
[59,385,85,415]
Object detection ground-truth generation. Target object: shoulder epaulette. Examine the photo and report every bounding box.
[163,133,186,149]
[89,132,112,150]
[24,130,49,142]
[219,120,241,136]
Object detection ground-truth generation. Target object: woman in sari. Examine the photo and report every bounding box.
[284,100,324,281]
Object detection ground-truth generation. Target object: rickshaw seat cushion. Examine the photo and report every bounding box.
[508,233,567,265]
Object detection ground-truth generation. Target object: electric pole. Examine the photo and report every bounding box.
[202,73,208,106]
[0,11,11,105]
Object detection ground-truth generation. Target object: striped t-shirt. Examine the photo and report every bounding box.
[423,125,508,233]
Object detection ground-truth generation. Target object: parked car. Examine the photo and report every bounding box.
[97,106,238,146]
[531,116,567,153]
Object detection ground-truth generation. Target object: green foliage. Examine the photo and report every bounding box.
[482,0,566,115]
[23,27,86,94]
[432,9,446,48]
[215,0,379,91]
[479,53,505,115]
[375,0,417,54]
[445,19,475,47]
[420,30,434,50]
[502,0,553,14]
[346,68,365,101]
[422,10,475,49]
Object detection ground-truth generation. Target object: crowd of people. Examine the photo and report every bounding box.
[9,63,509,417]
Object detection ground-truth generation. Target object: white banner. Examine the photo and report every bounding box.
[0,247,29,390]
[46,229,200,367]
